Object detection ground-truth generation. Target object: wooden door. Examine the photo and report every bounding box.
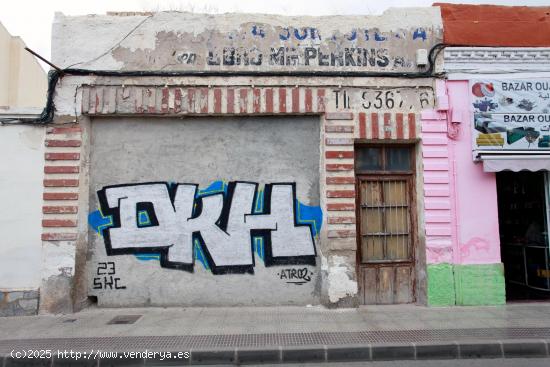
[355,146,416,304]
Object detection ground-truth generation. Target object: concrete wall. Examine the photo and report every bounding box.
[39,9,442,312]
[87,117,320,306]
[0,124,45,315]
[0,22,47,109]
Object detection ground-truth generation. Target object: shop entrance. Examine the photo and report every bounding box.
[496,171,550,301]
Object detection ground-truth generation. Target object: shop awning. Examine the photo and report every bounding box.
[480,154,550,172]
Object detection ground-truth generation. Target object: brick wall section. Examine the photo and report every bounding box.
[41,126,81,242]
[80,85,421,246]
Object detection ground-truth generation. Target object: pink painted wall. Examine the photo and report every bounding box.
[447,80,501,265]
[422,80,501,265]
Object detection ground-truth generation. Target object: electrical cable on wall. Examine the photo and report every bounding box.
[0,43,449,125]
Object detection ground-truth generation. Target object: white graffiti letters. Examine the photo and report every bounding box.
[97,182,317,273]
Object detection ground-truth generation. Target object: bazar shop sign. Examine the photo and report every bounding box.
[470,79,550,151]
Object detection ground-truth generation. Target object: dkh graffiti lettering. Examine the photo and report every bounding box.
[89,181,322,275]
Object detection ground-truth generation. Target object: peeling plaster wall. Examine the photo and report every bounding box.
[52,9,442,72]
[43,9,443,311]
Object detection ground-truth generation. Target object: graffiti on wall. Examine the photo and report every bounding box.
[277,267,314,285]
[89,181,322,275]
[93,262,126,290]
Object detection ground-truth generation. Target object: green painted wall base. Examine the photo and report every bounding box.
[427,263,506,306]
[427,263,455,306]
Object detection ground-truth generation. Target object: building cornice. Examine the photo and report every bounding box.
[444,47,550,74]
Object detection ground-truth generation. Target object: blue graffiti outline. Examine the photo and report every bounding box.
[89,180,322,270]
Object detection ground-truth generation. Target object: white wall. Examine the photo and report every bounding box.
[0,22,47,109]
[0,124,44,290]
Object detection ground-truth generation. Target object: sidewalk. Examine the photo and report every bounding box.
[1,303,550,365]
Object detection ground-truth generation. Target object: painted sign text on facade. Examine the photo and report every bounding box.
[471,79,550,151]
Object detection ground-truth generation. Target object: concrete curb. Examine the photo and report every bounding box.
[1,339,550,365]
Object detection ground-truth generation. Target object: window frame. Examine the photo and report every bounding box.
[354,141,416,175]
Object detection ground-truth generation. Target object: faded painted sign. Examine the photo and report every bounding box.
[107,12,441,73]
[471,79,550,150]
[331,88,434,111]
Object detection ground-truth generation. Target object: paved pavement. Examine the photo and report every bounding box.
[0,303,549,365]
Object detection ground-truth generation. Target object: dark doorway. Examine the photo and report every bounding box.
[496,171,550,301]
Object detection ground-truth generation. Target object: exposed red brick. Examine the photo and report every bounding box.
[305,89,312,113]
[45,153,80,161]
[396,113,404,139]
[327,203,355,211]
[325,151,354,159]
[161,87,169,113]
[43,206,78,214]
[265,88,274,113]
[325,125,354,133]
[408,113,416,139]
[47,126,81,135]
[253,88,261,113]
[328,216,356,224]
[227,89,235,113]
[42,219,77,228]
[43,179,79,187]
[174,88,182,113]
[326,190,355,198]
[43,192,79,200]
[359,112,366,138]
[44,166,79,174]
[279,88,287,113]
[327,230,356,238]
[326,177,355,185]
[45,139,81,147]
[317,89,325,112]
[292,88,299,113]
[326,164,354,171]
[213,88,222,113]
[41,233,78,241]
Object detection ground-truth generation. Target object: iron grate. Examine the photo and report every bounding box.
[107,315,142,325]
[1,327,550,354]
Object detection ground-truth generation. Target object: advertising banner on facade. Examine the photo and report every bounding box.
[470,79,550,151]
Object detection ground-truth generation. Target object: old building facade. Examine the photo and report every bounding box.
[11,4,550,315]
[38,8,443,313]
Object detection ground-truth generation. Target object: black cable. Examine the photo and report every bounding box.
[4,43,450,125]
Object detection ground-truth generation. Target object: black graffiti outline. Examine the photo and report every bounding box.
[250,183,317,267]
[96,181,317,274]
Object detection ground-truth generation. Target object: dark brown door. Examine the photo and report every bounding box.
[355,146,416,304]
